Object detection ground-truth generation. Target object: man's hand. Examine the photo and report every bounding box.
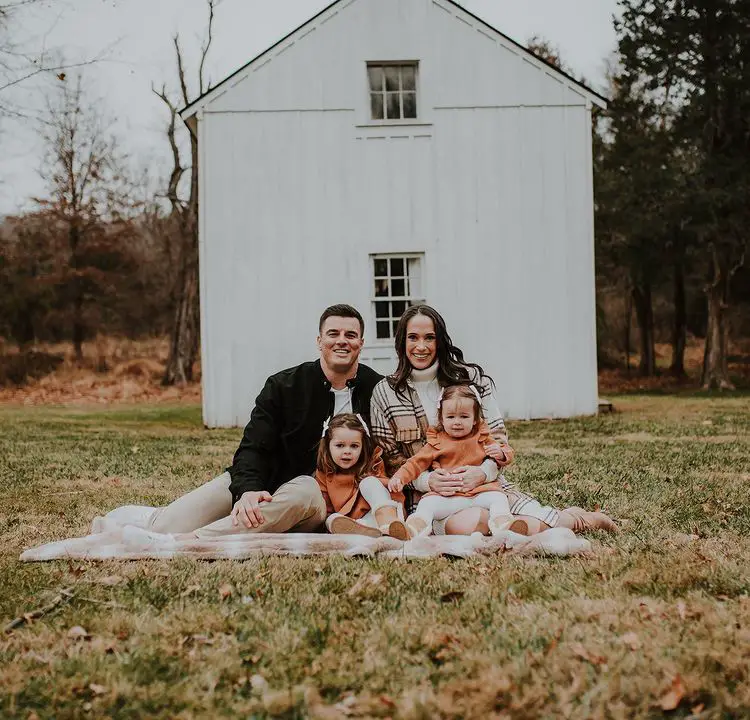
[485,443,507,462]
[452,465,488,492]
[231,490,273,529]
[388,476,404,493]
[427,468,463,497]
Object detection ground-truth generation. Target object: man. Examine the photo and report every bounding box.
[227,303,382,533]
[110,304,382,542]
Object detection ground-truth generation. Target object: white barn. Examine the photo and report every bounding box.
[181,0,607,428]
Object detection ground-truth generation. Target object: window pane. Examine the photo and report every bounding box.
[370,93,384,120]
[390,257,404,276]
[401,65,416,91]
[392,320,400,337]
[407,257,422,296]
[386,92,401,119]
[392,300,407,318]
[374,258,388,277]
[375,278,389,297]
[391,278,405,297]
[375,301,389,319]
[368,65,383,92]
[402,92,417,119]
[376,321,390,339]
[385,66,400,91]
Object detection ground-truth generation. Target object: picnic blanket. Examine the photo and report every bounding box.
[20,526,591,562]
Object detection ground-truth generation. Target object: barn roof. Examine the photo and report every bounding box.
[181,0,608,121]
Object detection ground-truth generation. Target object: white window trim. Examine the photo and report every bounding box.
[362,60,426,126]
[370,252,426,344]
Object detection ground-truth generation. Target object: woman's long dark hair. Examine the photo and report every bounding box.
[388,304,493,398]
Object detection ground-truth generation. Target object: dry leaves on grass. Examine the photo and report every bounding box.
[659,674,687,711]
[67,626,90,641]
[571,642,608,667]
[620,632,640,651]
[347,573,384,598]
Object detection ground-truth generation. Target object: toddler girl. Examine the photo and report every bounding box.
[389,384,527,539]
[317,413,408,539]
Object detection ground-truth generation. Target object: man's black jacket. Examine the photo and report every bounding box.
[227,360,383,505]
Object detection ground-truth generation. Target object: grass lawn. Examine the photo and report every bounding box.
[1,396,749,719]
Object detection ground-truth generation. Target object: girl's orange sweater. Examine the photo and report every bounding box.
[315,446,405,520]
[391,421,512,497]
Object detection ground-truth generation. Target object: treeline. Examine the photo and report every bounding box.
[1,0,749,390]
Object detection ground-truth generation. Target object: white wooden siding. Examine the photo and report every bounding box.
[196,0,600,426]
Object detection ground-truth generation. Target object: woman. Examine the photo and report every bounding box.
[370,305,618,536]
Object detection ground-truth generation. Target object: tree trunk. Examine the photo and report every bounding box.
[701,249,734,390]
[632,281,655,376]
[163,235,198,386]
[162,130,200,386]
[69,221,84,364]
[624,290,633,375]
[670,250,687,376]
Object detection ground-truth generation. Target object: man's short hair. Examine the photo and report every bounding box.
[318,304,365,337]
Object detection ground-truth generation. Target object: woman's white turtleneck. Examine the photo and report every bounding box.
[410,362,441,426]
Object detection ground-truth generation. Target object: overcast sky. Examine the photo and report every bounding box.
[0,0,620,216]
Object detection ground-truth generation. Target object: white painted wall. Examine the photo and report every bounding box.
[192,0,601,427]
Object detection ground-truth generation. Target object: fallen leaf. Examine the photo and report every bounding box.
[249,674,268,695]
[440,591,464,603]
[620,632,640,651]
[218,584,234,600]
[347,573,384,597]
[659,674,686,711]
[677,601,687,621]
[379,695,396,708]
[93,575,124,586]
[691,703,705,714]
[571,642,607,666]
[89,684,107,696]
[191,634,214,645]
[67,626,89,641]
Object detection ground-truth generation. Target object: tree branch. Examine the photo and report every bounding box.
[198,0,215,96]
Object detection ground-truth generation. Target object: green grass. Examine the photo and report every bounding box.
[1,397,749,718]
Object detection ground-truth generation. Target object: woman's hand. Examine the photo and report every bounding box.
[388,476,403,493]
[427,469,463,496]
[485,443,506,462]
[452,465,488,492]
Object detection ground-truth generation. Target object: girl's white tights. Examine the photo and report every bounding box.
[354,475,404,529]
[411,491,514,535]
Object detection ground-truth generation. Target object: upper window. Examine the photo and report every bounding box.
[367,63,418,121]
[372,253,425,340]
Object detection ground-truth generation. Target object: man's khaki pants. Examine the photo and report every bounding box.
[135,473,326,537]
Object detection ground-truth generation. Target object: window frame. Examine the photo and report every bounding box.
[370,252,426,342]
[365,61,420,125]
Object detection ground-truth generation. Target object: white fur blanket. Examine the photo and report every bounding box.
[20,526,591,562]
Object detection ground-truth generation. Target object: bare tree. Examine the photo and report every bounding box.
[36,73,135,362]
[0,1,108,101]
[154,0,215,386]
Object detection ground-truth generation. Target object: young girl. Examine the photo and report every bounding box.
[317,413,408,540]
[388,384,528,539]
